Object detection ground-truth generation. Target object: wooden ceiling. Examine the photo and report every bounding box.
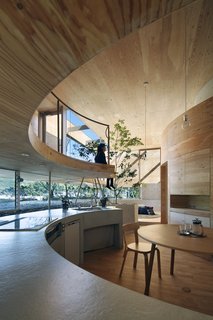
[0,0,212,180]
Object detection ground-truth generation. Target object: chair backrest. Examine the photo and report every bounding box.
[122,222,140,247]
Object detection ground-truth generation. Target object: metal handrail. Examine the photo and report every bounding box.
[51,91,110,163]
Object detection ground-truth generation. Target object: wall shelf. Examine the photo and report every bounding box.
[170,207,210,218]
[170,194,210,212]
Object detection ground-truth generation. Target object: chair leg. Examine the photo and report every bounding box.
[119,249,128,277]
[133,252,138,269]
[170,249,175,275]
[144,253,149,284]
[156,248,161,278]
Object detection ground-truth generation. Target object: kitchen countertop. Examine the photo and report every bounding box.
[0,208,212,320]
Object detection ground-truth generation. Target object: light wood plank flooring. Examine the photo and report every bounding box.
[81,230,213,316]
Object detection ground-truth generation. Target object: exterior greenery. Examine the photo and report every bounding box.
[0,120,142,213]
[73,119,143,199]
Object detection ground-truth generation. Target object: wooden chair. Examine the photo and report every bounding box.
[119,222,161,281]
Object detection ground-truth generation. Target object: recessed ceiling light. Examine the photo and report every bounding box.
[21,153,30,157]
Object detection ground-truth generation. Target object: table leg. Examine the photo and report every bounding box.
[144,243,156,296]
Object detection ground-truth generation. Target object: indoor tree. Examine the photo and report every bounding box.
[109,119,143,199]
[73,119,143,200]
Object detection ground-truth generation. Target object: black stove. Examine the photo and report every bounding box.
[0,216,57,231]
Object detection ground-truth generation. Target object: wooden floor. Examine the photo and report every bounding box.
[81,228,213,316]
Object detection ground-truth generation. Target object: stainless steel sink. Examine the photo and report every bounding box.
[72,206,102,211]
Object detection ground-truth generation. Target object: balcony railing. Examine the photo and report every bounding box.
[38,92,111,164]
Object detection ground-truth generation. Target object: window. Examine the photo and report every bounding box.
[19,172,49,212]
[0,169,15,212]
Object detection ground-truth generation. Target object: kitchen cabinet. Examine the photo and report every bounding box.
[46,222,65,257]
[64,220,80,265]
[46,208,122,265]
[46,219,80,265]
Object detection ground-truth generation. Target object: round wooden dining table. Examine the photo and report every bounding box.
[138,224,213,296]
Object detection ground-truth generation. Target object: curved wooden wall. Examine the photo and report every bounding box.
[0,0,207,180]
[0,0,213,182]
[161,97,213,226]
[161,97,213,161]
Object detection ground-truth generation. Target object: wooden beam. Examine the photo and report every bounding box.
[138,162,161,184]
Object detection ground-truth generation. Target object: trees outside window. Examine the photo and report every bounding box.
[0,169,15,211]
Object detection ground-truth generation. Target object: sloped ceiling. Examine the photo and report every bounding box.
[0,0,212,180]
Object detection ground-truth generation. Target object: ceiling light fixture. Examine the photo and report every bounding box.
[143,81,149,160]
[182,9,191,129]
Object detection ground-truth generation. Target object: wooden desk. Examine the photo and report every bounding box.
[138,224,213,296]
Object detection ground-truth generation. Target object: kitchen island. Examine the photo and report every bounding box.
[0,208,212,320]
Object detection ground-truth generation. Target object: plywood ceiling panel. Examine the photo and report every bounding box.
[0,0,211,180]
[53,0,212,148]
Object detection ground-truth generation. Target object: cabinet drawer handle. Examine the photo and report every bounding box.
[67,221,79,226]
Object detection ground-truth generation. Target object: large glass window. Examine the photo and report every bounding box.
[19,174,72,212]
[0,169,15,211]
[49,179,66,208]
[50,179,97,208]
[19,172,50,212]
